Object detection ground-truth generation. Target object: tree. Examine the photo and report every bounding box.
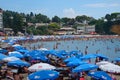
[105,14,111,21]
[52,16,60,23]
[48,23,60,31]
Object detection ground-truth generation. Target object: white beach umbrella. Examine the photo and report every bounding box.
[96,61,110,66]
[39,48,48,51]
[96,61,120,73]
[3,56,20,62]
[12,44,21,47]
[28,63,56,72]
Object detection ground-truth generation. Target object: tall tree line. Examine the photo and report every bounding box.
[1,9,120,35]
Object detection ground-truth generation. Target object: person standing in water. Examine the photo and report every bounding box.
[85,46,88,55]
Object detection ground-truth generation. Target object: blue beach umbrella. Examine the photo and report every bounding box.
[9,52,24,58]
[28,70,59,80]
[88,71,112,80]
[0,49,8,54]
[95,54,108,60]
[7,60,30,67]
[114,57,120,62]
[0,53,8,60]
[81,54,97,60]
[32,54,48,62]
[17,49,29,54]
[64,57,80,63]
[72,63,98,73]
[67,60,87,67]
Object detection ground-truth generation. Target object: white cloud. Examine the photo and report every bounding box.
[84,3,120,8]
[63,8,77,18]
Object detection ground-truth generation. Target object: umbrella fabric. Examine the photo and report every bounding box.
[0,49,8,54]
[38,48,48,51]
[72,64,98,73]
[28,70,59,80]
[32,53,48,62]
[88,71,112,80]
[64,57,79,63]
[66,60,87,67]
[8,51,24,58]
[28,63,56,72]
[95,54,108,60]
[96,61,120,73]
[7,60,30,67]
[17,49,29,54]
[114,57,120,62]
[81,54,97,60]
[0,53,8,60]
[3,57,20,62]
[96,61,109,66]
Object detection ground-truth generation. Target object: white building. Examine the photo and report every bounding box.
[0,9,3,31]
[77,25,95,34]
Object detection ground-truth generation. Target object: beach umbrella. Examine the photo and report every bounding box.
[28,70,59,80]
[0,49,8,54]
[72,63,98,73]
[88,71,112,80]
[114,57,120,62]
[3,57,20,62]
[17,49,29,54]
[81,54,97,60]
[38,48,48,51]
[95,54,108,60]
[96,61,120,73]
[12,44,25,50]
[96,61,109,66]
[28,63,56,72]
[67,60,87,67]
[8,51,24,58]
[32,54,48,62]
[0,53,8,60]
[7,60,30,67]
[64,57,80,63]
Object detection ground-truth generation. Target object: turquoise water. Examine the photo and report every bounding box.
[24,38,120,61]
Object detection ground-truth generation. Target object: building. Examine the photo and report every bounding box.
[0,8,3,31]
[54,27,75,35]
[77,25,95,34]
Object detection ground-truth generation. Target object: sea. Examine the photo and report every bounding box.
[23,37,120,62]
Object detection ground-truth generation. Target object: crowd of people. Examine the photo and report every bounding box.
[0,35,120,80]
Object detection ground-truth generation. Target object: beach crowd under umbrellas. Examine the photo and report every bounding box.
[0,35,120,80]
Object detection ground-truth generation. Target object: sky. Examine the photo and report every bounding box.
[0,0,120,19]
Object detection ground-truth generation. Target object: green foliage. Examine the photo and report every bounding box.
[48,23,60,31]
[52,16,60,23]
[2,8,120,35]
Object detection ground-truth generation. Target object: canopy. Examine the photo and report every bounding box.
[88,71,112,80]
[8,51,24,58]
[28,63,56,72]
[72,63,98,73]
[0,53,8,60]
[66,60,87,67]
[81,53,108,60]
[64,57,80,63]
[17,49,29,54]
[95,54,108,60]
[3,57,20,62]
[96,61,120,73]
[81,54,97,60]
[114,57,120,62]
[28,70,59,80]
[7,60,30,67]
[38,48,48,51]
